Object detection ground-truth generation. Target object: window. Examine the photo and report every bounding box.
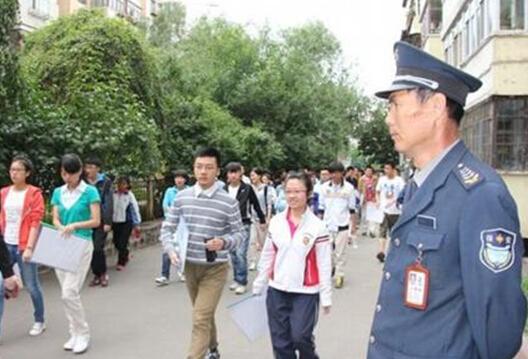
[31,0,50,15]
[477,6,484,44]
[462,101,493,165]
[495,98,528,170]
[91,0,108,7]
[453,34,460,66]
[500,0,525,30]
[485,0,493,35]
[463,21,470,59]
[422,0,443,35]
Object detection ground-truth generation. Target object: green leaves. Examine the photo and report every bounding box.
[4,9,161,188]
[0,5,389,190]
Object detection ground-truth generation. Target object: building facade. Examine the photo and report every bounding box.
[402,0,528,238]
[17,0,158,34]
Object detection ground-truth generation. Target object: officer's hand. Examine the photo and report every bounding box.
[322,306,331,315]
[168,251,180,266]
[103,224,112,233]
[205,238,224,251]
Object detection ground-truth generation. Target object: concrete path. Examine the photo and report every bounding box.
[0,237,383,358]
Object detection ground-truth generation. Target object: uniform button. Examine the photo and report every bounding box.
[394,238,400,247]
[418,243,423,249]
[458,163,464,168]
[370,335,376,344]
[376,304,382,312]
[385,271,391,280]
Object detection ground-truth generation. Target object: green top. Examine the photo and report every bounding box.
[51,181,100,240]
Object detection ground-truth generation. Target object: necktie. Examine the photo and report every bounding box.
[404,179,418,203]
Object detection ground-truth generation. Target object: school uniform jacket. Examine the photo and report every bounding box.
[253,208,332,307]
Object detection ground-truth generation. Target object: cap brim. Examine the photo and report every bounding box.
[374,83,419,99]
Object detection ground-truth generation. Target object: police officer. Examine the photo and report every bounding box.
[367,41,527,359]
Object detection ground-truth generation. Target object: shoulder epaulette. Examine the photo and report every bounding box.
[453,162,484,190]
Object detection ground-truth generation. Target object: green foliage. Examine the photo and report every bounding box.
[2,6,382,192]
[0,0,21,183]
[146,2,186,47]
[352,101,399,166]
[11,9,161,188]
[152,17,359,171]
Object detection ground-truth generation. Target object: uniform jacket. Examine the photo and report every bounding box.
[253,208,332,307]
[224,182,266,225]
[368,141,527,359]
[112,191,141,226]
[0,185,45,252]
[92,174,113,227]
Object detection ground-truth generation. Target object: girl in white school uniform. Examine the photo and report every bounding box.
[253,171,332,359]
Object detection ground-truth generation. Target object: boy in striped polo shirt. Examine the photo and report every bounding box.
[160,147,244,359]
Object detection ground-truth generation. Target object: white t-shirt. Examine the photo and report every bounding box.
[4,187,28,245]
[228,185,240,199]
[376,175,406,215]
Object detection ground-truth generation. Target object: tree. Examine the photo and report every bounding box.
[11,9,161,189]
[0,0,22,183]
[352,101,399,166]
[146,2,186,47]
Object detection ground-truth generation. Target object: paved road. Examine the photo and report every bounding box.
[0,236,383,358]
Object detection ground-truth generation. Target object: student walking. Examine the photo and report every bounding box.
[0,155,46,337]
[159,148,244,359]
[253,171,331,359]
[112,176,141,271]
[51,154,101,354]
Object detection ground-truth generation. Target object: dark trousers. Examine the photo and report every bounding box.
[91,227,108,276]
[380,214,400,238]
[112,222,133,266]
[266,287,320,359]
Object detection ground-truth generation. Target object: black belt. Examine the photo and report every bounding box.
[338,225,349,232]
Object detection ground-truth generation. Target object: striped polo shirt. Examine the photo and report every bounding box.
[159,184,244,265]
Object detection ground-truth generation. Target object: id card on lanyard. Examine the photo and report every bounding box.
[404,262,430,310]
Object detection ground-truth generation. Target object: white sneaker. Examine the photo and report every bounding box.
[352,244,359,249]
[73,335,90,354]
[229,282,239,291]
[63,336,77,351]
[248,262,257,271]
[179,273,186,282]
[155,276,169,286]
[29,322,46,336]
[235,285,247,295]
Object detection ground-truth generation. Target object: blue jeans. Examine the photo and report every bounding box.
[3,244,45,323]
[230,224,251,286]
[161,252,171,279]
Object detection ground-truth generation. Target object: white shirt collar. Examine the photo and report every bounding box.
[414,139,461,187]
[194,183,218,198]
[61,179,88,195]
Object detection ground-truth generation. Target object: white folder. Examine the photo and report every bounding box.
[227,290,269,342]
[31,224,90,272]
[172,217,189,275]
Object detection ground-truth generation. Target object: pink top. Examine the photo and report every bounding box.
[286,209,299,238]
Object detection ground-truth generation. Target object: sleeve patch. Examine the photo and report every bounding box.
[479,228,516,273]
